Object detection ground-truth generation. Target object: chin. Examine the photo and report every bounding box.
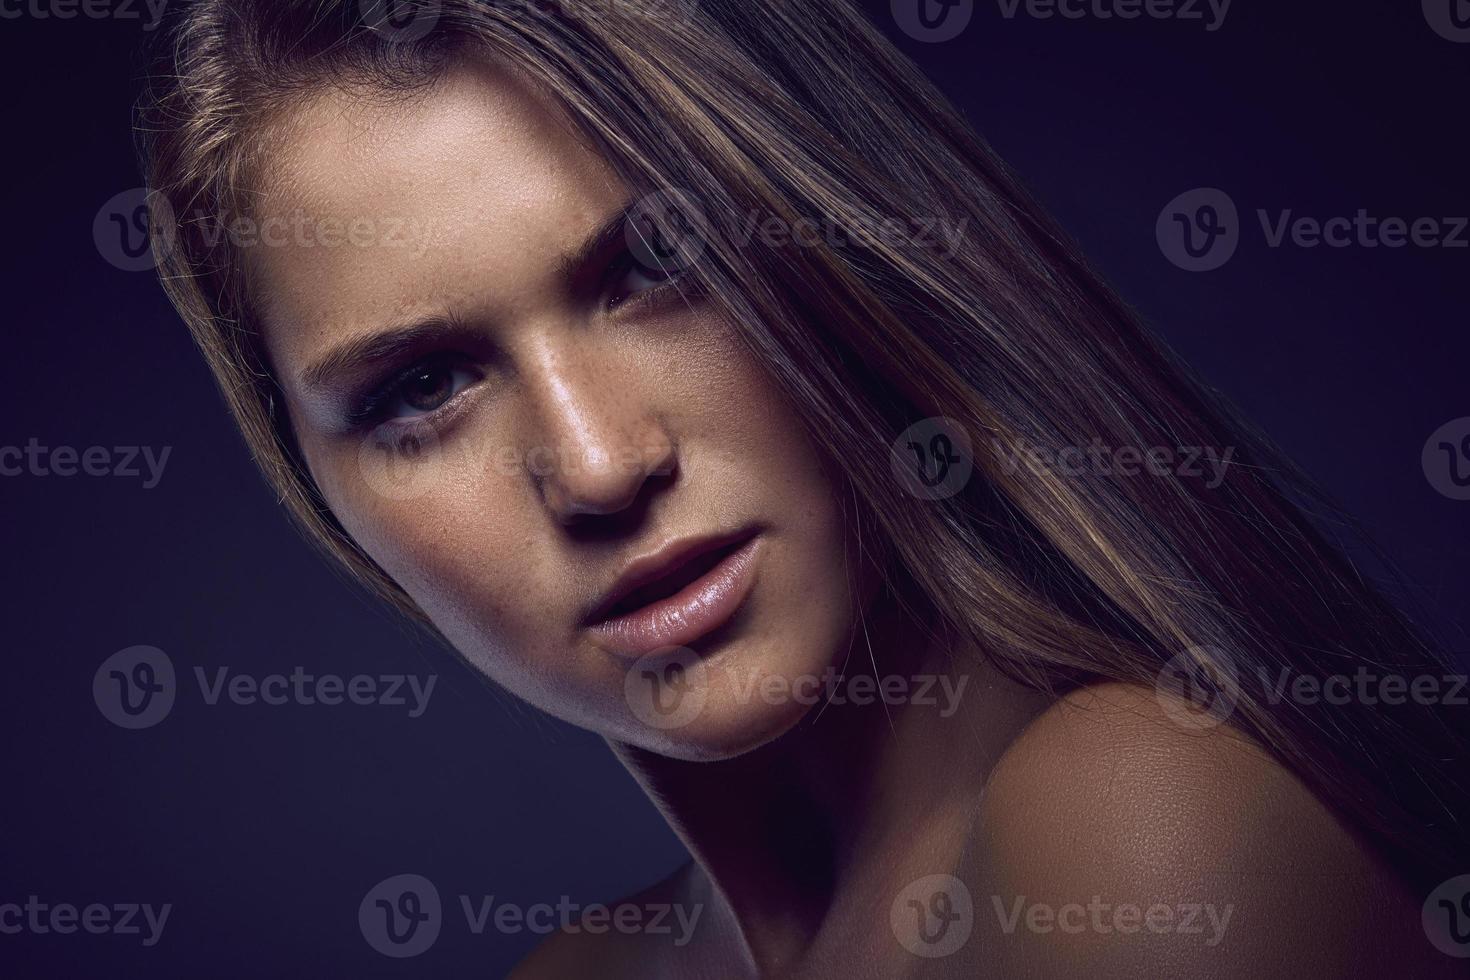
[602,635,843,761]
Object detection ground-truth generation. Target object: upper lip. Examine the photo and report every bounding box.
[582,528,759,626]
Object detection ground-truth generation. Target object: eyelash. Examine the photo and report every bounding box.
[347,355,479,432]
[347,247,700,432]
[604,246,697,313]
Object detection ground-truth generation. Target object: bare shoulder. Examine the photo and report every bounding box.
[507,861,699,980]
[969,682,1458,978]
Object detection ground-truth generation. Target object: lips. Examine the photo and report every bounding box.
[583,530,762,659]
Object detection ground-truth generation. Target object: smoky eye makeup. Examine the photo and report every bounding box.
[592,209,707,316]
[603,249,683,312]
[330,211,709,433]
[344,352,486,431]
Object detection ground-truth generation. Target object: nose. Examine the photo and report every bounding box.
[521,347,677,525]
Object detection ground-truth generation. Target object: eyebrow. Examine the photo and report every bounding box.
[299,316,470,392]
[553,200,635,281]
[298,201,636,392]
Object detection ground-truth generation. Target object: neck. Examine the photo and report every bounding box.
[610,599,1047,974]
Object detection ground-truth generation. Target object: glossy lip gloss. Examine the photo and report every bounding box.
[586,535,762,659]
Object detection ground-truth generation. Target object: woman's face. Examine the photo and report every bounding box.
[249,56,860,759]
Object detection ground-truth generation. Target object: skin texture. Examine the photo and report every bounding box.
[244,56,1456,979]
[252,57,860,761]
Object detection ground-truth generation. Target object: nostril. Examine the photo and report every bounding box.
[537,444,678,528]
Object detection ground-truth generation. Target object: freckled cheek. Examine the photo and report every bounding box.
[316,450,560,642]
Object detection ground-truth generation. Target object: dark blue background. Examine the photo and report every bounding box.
[1,1,1465,976]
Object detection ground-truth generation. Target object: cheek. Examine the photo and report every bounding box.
[307,434,561,650]
[712,341,848,546]
[701,338,860,636]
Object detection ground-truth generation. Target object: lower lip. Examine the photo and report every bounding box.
[586,536,761,659]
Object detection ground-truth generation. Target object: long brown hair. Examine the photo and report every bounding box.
[137,0,1467,887]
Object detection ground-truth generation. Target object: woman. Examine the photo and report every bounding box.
[137,0,1468,975]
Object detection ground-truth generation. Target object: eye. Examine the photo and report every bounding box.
[606,249,684,311]
[366,360,480,423]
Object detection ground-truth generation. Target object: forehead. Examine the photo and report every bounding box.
[246,55,625,382]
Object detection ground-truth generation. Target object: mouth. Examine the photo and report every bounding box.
[583,529,762,659]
